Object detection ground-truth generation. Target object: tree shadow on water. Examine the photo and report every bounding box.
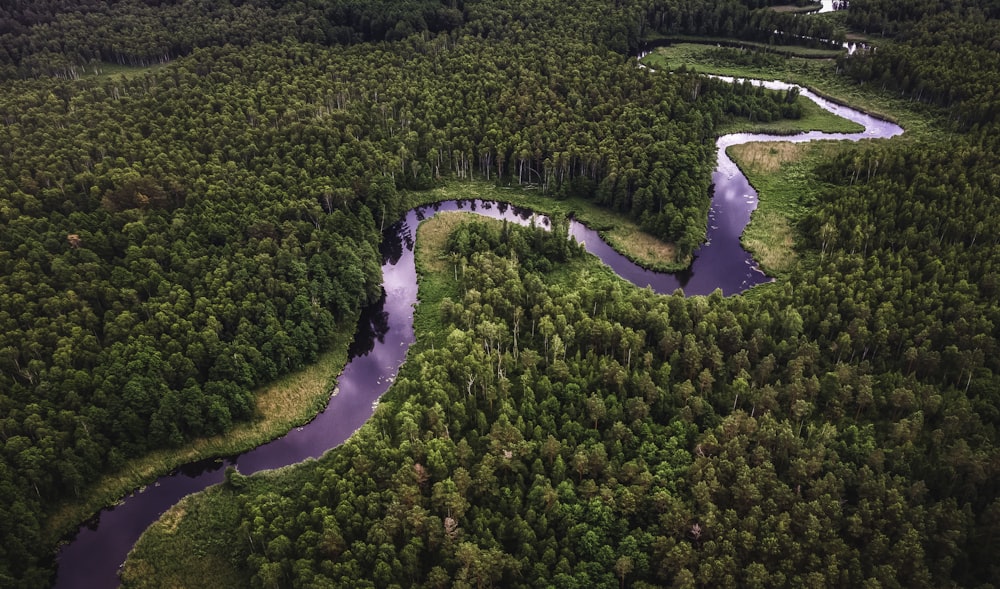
[348,291,390,360]
[380,221,409,266]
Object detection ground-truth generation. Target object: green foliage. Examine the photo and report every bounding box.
[3,0,999,587]
[121,485,247,589]
[445,217,582,274]
[645,0,847,47]
[219,190,999,585]
[0,0,822,583]
[838,0,1000,129]
[0,0,465,78]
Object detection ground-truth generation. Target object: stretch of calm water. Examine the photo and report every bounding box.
[52,79,901,588]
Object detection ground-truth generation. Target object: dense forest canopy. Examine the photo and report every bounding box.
[0,0,466,76]
[0,0,998,587]
[839,0,1000,129]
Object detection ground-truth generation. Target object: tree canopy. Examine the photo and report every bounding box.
[1,0,998,587]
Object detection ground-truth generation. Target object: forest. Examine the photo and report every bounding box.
[0,0,997,587]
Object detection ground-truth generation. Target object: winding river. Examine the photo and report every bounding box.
[53,78,901,587]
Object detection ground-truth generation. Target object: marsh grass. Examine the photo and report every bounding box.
[646,35,843,58]
[732,140,849,274]
[415,212,470,276]
[121,486,247,589]
[769,4,821,14]
[411,212,467,352]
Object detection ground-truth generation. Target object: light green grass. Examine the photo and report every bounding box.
[411,212,467,351]
[647,35,843,58]
[730,140,850,275]
[769,4,822,14]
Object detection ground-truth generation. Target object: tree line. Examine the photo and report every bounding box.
[645,0,847,47]
[0,0,465,79]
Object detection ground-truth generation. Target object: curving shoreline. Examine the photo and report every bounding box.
[52,79,902,588]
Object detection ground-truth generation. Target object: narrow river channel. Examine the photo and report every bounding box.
[52,77,901,588]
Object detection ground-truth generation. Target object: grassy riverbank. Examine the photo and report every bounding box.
[646,34,843,58]
[716,87,864,135]
[643,39,943,280]
[405,181,688,272]
[121,485,246,589]
[730,140,849,275]
[45,316,358,548]
[411,212,467,352]
[643,42,940,140]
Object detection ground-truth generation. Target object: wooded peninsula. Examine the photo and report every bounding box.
[1,0,998,587]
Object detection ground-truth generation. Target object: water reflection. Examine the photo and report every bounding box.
[347,292,391,359]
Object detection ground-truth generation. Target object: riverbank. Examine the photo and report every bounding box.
[642,39,924,284]
[642,41,940,140]
[730,140,848,275]
[715,86,864,135]
[645,34,843,58]
[45,315,358,549]
[405,181,689,273]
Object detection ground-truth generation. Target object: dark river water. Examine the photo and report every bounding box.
[52,80,902,588]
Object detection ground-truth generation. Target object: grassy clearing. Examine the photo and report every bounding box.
[416,212,468,276]
[643,42,941,140]
[121,486,248,589]
[412,213,467,351]
[405,181,687,271]
[45,316,357,545]
[769,4,821,14]
[731,140,849,274]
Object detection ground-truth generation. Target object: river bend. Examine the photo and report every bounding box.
[53,79,901,588]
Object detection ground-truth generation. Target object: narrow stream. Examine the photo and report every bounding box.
[52,78,901,588]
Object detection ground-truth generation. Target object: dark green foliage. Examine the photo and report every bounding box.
[0,0,465,78]
[2,0,999,586]
[0,1,819,584]
[838,0,1000,129]
[206,2,999,586]
[445,218,582,274]
[228,197,998,585]
[645,0,846,47]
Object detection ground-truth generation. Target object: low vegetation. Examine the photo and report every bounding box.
[730,140,853,274]
[121,486,245,589]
